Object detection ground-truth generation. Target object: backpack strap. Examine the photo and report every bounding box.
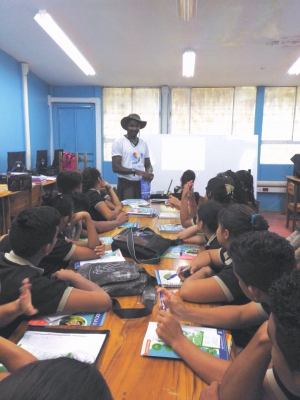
[126,227,161,265]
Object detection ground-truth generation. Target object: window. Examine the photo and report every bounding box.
[103,88,160,161]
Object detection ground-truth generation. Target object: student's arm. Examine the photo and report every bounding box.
[0,336,37,380]
[100,180,122,208]
[52,270,112,312]
[177,226,207,245]
[200,382,220,400]
[180,183,195,227]
[70,212,99,250]
[178,249,222,277]
[167,196,181,210]
[95,201,122,221]
[0,279,38,328]
[180,276,228,303]
[92,213,129,233]
[219,321,272,400]
[158,288,267,328]
[156,310,230,383]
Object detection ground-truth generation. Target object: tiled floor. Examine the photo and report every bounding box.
[260,210,293,238]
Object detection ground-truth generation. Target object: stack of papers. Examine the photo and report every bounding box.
[122,199,149,206]
[126,207,156,217]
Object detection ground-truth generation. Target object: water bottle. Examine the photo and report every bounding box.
[141,178,150,200]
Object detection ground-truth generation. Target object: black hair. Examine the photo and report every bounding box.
[82,167,101,192]
[218,203,269,240]
[42,191,74,220]
[205,176,234,205]
[70,192,91,213]
[9,207,61,258]
[197,201,223,233]
[181,169,196,187]
[269,269,300,371]
[217,170,248,205]
[56,170,82,195]
[229,231,296,293]
[0,357,113,400]
[235,170,256,208]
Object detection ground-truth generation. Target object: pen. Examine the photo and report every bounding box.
[166,273,177,280]
[160,292,166,311]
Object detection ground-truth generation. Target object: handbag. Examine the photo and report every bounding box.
[111,227,182,264]
[77,260,157,318]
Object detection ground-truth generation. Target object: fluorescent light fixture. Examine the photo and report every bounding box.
[34,10,95,76]
[288,57,300,75]
[183,50,196,77]
[178,0,196,21]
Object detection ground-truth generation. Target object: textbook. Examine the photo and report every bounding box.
[161,244,199,259]
[28,312,106,327]
[141,322,229,361]
[158,212,180,219]
[126,207,156,217]
[80,236,113,244]
[157,224,184,233]
[74,249,125,269]
[17,326,109,363]
[121,199,149,206]
[118,222,140,228]
[155,270,182,287]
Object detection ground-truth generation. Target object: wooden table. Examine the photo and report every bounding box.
[0,180,56,235]
[10,203,235,400]
[285,175,300,231]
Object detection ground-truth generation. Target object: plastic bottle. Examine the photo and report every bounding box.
[141,178,150,200]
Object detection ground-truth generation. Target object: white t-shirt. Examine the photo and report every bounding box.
[111,136,150,181]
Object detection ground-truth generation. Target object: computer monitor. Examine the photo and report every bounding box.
[7,151,26,172]
[36,150,48,174]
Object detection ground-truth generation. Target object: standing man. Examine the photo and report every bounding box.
[112,114,154,200]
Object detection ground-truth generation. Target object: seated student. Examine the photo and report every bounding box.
[156,230,296,384]
[178,204,269,304]
[0,357,113,400]
[236,169,257,211]
[216,269,300,400]
[216,169,250,206]
[40,192,105,277]
[168,170,200,210]
[180,176,234,228]
[57,170,129,234]
[177,201,222,249]
[0,206,111,338]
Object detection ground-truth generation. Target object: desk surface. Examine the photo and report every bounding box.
[10,203,234,400]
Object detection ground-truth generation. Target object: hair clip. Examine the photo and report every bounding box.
[251,214,259,226]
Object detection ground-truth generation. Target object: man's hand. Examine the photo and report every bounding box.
[156,310,184,348]
[199,382,220,400]
[18,278,38,316]
[157,288,186,320]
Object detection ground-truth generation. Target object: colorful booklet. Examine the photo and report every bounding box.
[161,244,199,259]
[155,270,182,287]
[118,222,140,228]
[122,199,149,206]
[126,207,156,217]
[141,322,229,361]
[28,312,106,327]
[79,236,113,244]
[157,224,184,233]
[158,212,180,219]
[74,249,125,269]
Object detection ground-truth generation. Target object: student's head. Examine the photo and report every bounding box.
[228,231,296,299]
[217,204,269,247]
[205,176,234,205]
[0,357,113,400]
[9,207,61,258]
[236,170,256,206]
[217,169,248,205]
[269,269,300,372]
[181,170,196,187]
[82,167,101,192]
[42,191,74,222]
[197,201,223,234]
[57,171,83,194]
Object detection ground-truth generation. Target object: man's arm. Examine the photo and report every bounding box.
[112,156,154,181]
[52,270,112,313]
[219,322,272,400]
[156,310,230,383]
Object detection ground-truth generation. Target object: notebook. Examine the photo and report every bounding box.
[158,212,180,219]
[157,224,184,233]
[121,199,149,206]
[141,322,229,361]
[161,244,199,259]
[155,270,182,287]
[126,207,156,217]
[74,249,125,269]
[28,312,107,327]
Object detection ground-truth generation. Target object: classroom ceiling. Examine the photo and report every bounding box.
[1,0,300,88]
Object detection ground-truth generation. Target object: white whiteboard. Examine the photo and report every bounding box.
[142,135,258,196]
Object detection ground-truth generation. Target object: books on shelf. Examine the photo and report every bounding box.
[157,224,184,233]
[121,199,149,206]
[141,322,230,361]
[118,222,140,228]
[28,312,106,327]
[161,244,199,259]
[126,207,156,217]
[155,270,182,287]
[74,249,125,269]
[158,212,180,219]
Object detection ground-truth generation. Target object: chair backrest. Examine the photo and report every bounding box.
[52,149,63,167]
[36,150,47,173]
[288,182,295,195]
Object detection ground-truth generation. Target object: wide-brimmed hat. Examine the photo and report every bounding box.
[120,114,147,130]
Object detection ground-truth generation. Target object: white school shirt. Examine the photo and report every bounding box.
[111,136,150,181]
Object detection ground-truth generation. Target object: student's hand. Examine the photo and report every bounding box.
[182,180,194,199]
[18,279,38,316]
[157,288,186,320]
[69,211,91,227]
[116,212,129,225]
[156,310,184,348]
[199,382,220,400]
[51,269,77,282]
[94,242,106,257]
[177,265,192,281]
[167,196,181,210]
